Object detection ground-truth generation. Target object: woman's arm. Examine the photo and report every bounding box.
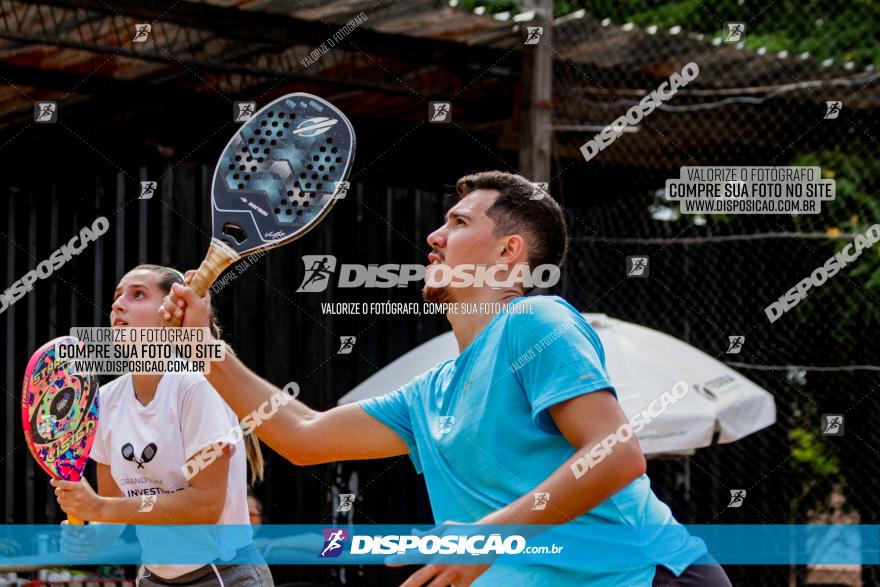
[97,463,124,497]
[53,450,231,524]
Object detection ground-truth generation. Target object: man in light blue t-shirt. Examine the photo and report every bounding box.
[167,171,731,586]
[360,294,712,585]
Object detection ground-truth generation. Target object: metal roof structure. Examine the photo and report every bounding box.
[1,0,877,164]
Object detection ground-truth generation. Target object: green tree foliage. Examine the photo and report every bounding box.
[464,0,880,66]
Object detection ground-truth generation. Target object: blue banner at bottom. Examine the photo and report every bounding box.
[0,524,876,568]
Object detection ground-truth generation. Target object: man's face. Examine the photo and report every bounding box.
[423,189,505,303]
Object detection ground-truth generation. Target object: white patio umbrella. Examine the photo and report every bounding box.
[338,314,776,455]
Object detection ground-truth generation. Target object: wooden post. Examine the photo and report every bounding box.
[4,196,14,523]
[518,0,553,183]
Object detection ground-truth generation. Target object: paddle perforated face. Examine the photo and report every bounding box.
[21,336,99,482]
[212,93,356,256]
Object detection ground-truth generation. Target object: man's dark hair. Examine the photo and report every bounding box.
[455,171,568,269]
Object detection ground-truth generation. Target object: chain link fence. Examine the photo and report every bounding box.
[525,1,880,585]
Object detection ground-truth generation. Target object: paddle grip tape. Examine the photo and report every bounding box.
[164,238,240,328]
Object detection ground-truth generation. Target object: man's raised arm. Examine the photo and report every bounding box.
[160,281,409,466]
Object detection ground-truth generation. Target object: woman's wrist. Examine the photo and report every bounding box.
[93,496,116,523]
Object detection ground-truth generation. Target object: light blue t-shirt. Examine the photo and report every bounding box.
[360,296,707,586]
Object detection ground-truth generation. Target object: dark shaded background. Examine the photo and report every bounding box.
[2,1,879,585]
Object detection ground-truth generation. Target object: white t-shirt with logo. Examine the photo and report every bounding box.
[90,372,252,579]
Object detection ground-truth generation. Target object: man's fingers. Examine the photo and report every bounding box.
[171,282,206,307]
[400,564,441,587]
[184,270,196,285]
[167,288,186,310]
[64,535,89,546]
[159,295,185,321]
[63,537,91,550]
[158,300,176,322]
[426,572,456,587]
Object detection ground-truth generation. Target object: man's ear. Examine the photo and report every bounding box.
[497,234,527,265]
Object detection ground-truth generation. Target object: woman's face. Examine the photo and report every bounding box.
[110,269,167,328]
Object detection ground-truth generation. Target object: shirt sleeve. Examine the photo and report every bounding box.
[178,374,240,460]
[507,298,616,434]
[358,370,427,474]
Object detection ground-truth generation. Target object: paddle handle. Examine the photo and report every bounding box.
[67,515,84,525]
[164,238,239,327]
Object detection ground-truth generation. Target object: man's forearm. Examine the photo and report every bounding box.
[205,344,317,463]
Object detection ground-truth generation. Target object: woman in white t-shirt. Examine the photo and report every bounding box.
[52,264,274,586]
